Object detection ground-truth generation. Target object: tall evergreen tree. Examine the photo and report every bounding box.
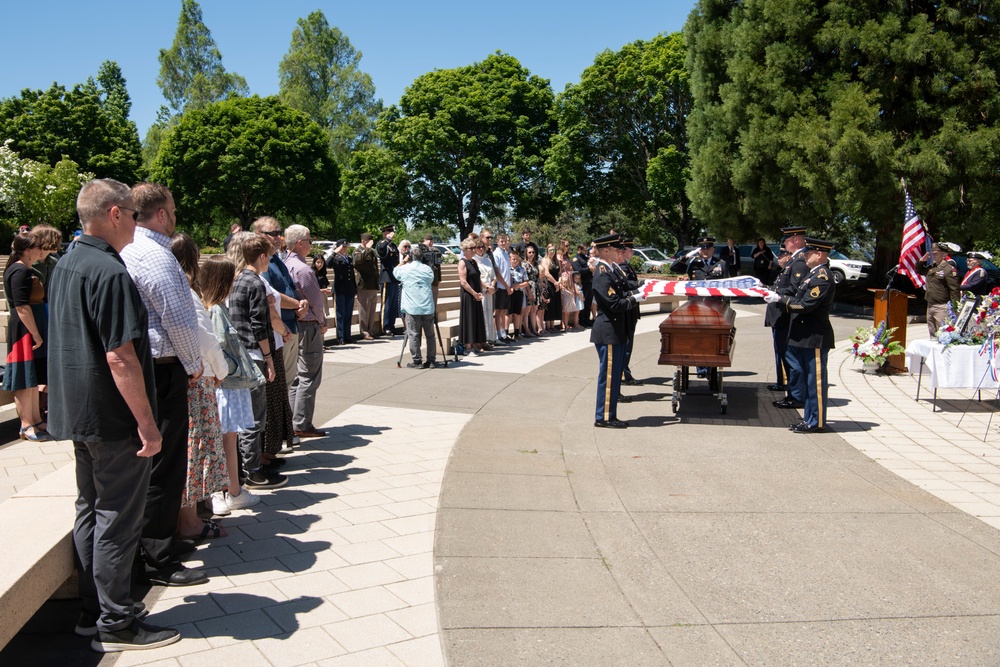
[157,0,248,114]
[686,0,1000,268]
[279,10,382,167]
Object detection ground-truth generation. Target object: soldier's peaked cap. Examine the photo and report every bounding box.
[593,233,624,249]
[780,225,807,237]
[804,237,834,252]
[381,225,395,233]
[697,236,716,248]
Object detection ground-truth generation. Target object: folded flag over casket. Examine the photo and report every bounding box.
[638,276,770,299]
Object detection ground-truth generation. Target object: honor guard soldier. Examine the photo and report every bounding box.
[686,237,726,280]
[764,249,792,392]
[376,225,401,336]
[772,225,810,409]
[764,238,836,433]
[619,237,642,387]
[591,233,646,428]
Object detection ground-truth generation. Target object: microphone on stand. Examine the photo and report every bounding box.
[881,265,900,300]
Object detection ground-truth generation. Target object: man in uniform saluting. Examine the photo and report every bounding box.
[376,225,401,336]
[686,236,726,280]
[772,226,810,409]
[592,234,646,428]
[764,238,836,433]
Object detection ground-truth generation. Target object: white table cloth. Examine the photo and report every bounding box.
[905,338,999,391]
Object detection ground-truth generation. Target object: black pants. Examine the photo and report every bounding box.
[581,280,593,325]
[139,362,189,569]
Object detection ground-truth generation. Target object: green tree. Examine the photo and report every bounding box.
[279,10,382,167]
[158,0,249,115]
[380,52,556,240]
[339,145,411,239]
[685,0,1000,272]
[150,96,339,242]
[0,62,141,184]
[547,32,697,246]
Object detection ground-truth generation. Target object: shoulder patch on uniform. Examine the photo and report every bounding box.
[795,272,802,278]
[598,265,607,273]
[810,286,820,298]
[608,287,615,296]
[817,269,828,280]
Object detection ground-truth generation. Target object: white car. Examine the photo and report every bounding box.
[828,250,871,284]
[632,247,673,272]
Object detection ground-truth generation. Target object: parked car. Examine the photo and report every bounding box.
[632,247,673,272]
[827,250,871,284]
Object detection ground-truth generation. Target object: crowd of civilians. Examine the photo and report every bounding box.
[1,181,604,652]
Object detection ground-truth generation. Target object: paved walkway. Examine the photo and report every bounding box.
[2,303,1000,665]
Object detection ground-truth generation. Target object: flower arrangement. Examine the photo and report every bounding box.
[848,321,905,367]
[935,289,1000,349]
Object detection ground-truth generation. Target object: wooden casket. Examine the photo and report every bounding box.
[657,297,736,414]
[658,297,736,367]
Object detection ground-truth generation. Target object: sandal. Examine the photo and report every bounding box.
[20,425,51,442]
[180,519,228,541]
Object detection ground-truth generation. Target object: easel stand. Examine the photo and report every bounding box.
[869,288,914,374]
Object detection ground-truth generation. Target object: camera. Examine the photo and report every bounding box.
[424,247,442,267]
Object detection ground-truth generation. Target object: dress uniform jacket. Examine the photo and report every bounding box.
[781,263,836,350]
[764,265,791,329]
[686,255,727,280]
[917,259,959,305]
[591,261,633,345]
[376,238,400,285]
[961,266,990,296]
[619,261,641,323]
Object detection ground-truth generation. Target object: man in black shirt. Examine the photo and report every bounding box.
[48,179,180,652]
[377,225,401,335]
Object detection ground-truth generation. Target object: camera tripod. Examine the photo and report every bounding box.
[396,312,454,368]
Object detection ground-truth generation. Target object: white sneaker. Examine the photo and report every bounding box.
[226,487,261,510]
[210,491,231,516]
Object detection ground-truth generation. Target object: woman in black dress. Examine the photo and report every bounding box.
[540,244,562,332]
[458,237,488,354]
[3,232,49,441]
[751,238,774,284]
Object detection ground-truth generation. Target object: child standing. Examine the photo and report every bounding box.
[201,255,264,513]
[559,271,583,330]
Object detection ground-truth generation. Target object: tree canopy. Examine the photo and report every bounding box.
[279,10,382,167]
[150,96,339,239]
[685,0,1000,266]
[375,52,555,240]
[158,0,248,115]
[547,32,696,247]
[0,61,141,184]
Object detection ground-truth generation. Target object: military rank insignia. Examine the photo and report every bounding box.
[608,287,615,296]
[810,286,820,298]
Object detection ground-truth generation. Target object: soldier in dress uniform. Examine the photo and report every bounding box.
[961,251,991,297]
[764,238,836,433]
[591,233,647,428]
[376,225,401,336]
[772,225,810,409]
[619,237,643,388]
[686,236,727,280]
[764,249,792,392]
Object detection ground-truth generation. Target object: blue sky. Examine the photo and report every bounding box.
[0,0,695,137]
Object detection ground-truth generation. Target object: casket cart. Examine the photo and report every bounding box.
[658,297,737,414]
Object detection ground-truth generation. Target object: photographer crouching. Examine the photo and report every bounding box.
[393,243,438,368]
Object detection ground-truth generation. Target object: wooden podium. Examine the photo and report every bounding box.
[869,288,914,373]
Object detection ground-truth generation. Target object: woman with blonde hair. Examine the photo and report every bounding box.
[539,244,562,333]
[458,237,488,354]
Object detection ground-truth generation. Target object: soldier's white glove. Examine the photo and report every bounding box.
[763,290,781,303]
[633,290,648,302]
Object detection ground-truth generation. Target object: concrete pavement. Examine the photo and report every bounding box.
[2,302,1000,665]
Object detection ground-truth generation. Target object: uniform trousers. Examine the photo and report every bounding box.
[622,315,638,381]
[335,291,355,342]
[784,343,807,404]
[594,343,624,421]
[74,437,151,632]
[291,321,324,432]
[772,326,789,388]
[381,282,401,335]
[357,289,379,337]
[139,361,188,569]
[927,303,949,338]
[787,346,829,428]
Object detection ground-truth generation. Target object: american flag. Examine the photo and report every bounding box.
[899,190,931,289]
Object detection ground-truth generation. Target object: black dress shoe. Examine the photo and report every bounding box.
[767,384,785,391]
[145,565,208,587]
[772,398,804,409]
[623,378,644,386]
[594,419,629,429]
[789,421,808,430]
[792,423,825,434]
[618,394,632,403]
